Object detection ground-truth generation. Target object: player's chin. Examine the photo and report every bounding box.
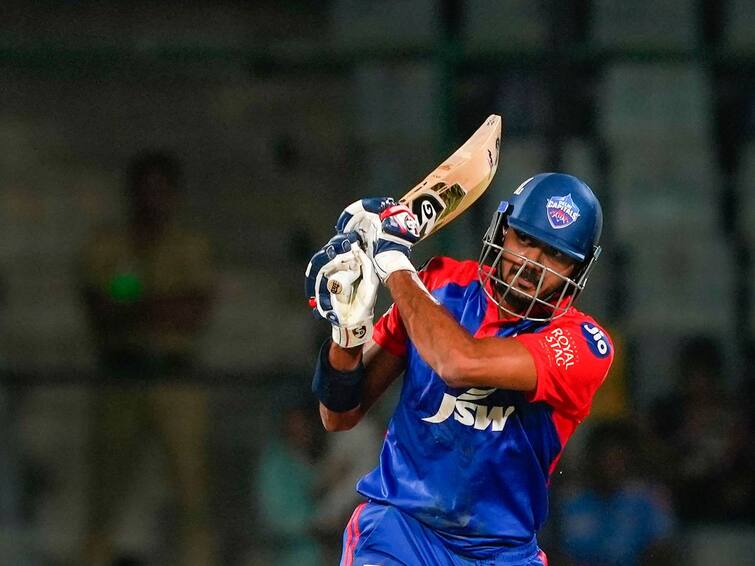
[502,286,533,311]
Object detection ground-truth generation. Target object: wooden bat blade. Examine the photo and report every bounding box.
[399,114,502,241]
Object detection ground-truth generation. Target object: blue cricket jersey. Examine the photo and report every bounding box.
[357,257,614,559]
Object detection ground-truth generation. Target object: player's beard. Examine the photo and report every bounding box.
[496,261,557,314]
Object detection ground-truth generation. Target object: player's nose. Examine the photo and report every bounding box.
[519,244,545,265]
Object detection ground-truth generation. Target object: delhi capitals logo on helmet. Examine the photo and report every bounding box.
[546,194,581,229]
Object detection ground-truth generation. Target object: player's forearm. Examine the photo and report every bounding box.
[385,270,476,386]
[386,271,538,391]
[319,402,363,432]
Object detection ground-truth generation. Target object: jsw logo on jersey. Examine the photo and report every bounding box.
[422,388,515,432]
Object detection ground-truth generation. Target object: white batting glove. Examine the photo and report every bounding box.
[316,246,380,348]
[371,204,421,282]
[306,235,379,348]
[331,247,379,347]
[335,198,421,283]
[335,197,396,258]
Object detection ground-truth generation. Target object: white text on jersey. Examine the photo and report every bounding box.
[422,388,515,432]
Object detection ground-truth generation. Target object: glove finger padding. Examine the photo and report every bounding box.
[326,247,379,348]
[314,250,360,323]
[372,204,421,282]
[306,237,378,348]
[353,247,378,314]
[332,248,380,348]
[379,204,421,243]
[335,197,395,258]
[335,197,396,232]
[305,232,362,319]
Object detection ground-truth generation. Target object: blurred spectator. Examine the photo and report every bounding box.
[312,413,383,563]
[79,150,215,566]
[254,400,322,566]
[650,335,753,523]
[553,420,676,566]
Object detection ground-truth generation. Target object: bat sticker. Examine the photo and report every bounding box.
[411,193,445,238]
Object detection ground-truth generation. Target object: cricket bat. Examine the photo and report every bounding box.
[325,115,502,296]
[400,114,502,241]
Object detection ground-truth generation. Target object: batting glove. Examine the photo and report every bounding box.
[371,204,421,282]
[335,198,421,282]
[304,233,379,348]
[335,197,396,258]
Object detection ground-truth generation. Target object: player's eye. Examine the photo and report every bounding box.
[514,230,535,246]
[546,246,575,267]
[547,247,565,260]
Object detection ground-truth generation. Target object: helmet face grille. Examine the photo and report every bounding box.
[477,209,596,322]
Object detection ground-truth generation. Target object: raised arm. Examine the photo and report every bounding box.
[366,204,537,392]
[385,271,536,391]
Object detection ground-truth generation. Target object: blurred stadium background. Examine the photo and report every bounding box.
[0,1,753,565]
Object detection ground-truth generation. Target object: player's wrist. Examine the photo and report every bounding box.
[328,340,364,373]
[373,250,416,283]
[384,267,416,286]
[313,339,366,412]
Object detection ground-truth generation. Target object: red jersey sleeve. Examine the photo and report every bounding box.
[372,256,459,357]
[515,317,614,420]
[372,303,408,357]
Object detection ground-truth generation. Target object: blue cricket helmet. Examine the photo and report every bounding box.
[506,173,603,262]
[478,173,604,321]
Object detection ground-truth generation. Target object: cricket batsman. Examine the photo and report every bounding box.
[305,173,614,565]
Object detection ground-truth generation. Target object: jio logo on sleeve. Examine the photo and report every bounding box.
[581,323,611,358]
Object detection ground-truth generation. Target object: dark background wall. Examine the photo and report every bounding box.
[0,2,753,565]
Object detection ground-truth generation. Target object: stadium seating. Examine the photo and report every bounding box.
[736,142,755,246]
[722,0,755,55]
[608,142,720,242]
[330,0,440,50]
[561,138,600,193]
[623,234,735,334]
[353,63,442,143]
[686,526,755,566]
[590,0,697,51]
[462,0,547,52]
[598,63,713,145]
